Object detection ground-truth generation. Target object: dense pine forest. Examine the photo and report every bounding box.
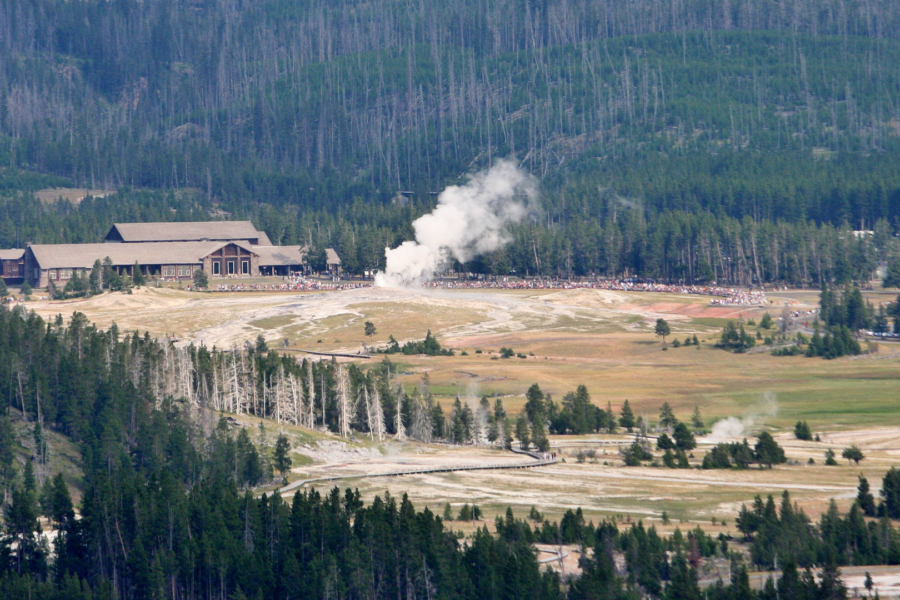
[2,0,900,282]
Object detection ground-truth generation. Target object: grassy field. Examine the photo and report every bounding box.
[390,331,900,431]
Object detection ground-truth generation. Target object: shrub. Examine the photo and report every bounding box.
[793,421,812,441]
[716,321,755,352]
[622,441,652,466]
[702,445,733,469]
[842,445,864,465]
[657,433,675,451]
[772,345,804,356]
[663,450,676,468]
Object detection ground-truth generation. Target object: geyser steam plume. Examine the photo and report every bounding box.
[703,392,779,444]
[375,160,538,287]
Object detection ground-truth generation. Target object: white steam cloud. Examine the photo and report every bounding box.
[703,392,779,444]
[375,160,538,287]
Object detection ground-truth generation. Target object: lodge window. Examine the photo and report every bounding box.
[163,266,176,277]
[49,270,57,280]
[212,261,221,275]
[241,260,249,275]
[227,260,235,275]
[59,269,72,280]
[177,265,192,277]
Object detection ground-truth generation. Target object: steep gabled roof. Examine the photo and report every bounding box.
[28,241,256,270]
[106,221,265,243]
[325,248,341,265]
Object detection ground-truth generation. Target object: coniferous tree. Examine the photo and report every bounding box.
[881,468,900,519]
[857,475,877,517]
[655,319,671,344]
[619,400,636,432]
[273,433,292,482]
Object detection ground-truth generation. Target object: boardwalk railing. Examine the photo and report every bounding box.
[274,447,558,496]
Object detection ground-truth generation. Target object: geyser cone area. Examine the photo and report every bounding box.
[376,160,538,288]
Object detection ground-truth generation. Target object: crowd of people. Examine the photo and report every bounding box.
[422,277,769,305]
[210,276,368,293]
[203,274,770,305]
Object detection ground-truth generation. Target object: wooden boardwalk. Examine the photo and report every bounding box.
[274,448,558,496]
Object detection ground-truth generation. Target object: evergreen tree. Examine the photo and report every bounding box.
[755,432,786,468]
[192,268,209,289]
[655,319,671,344]
[857,475,877,517]
[882,467,900,518]
[842,445,865,465]
[884,256,900,289]
[619,400,636,432]
[5,486,45,576]
[672,423,696,451]
[658,402,678,430]
[132,261,145,286]
[524,384,545,425]
[794,421,813,440]
[89,259,102,295]
[515,415,531,450]
[690,406,703,430]
[0,414,16,489]
[273,433,292,482]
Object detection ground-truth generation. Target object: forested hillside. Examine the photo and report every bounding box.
[2,0,900,282]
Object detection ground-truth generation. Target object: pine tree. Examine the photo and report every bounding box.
[515,415,531,450]
[655,318,671,344]
[691,406,704,430]
[524,384,545,424]
[619,400,636,432]
[89,259,102,295]
[857,475,876,517]
[659,402,678,430]
[273,433,292,482]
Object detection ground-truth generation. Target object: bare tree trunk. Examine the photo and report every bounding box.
[394,383,406,441]
[337,365,352,438]
[370,385,385,442]
[306,360,316,428]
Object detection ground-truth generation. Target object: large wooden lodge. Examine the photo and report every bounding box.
[0,221,312,288]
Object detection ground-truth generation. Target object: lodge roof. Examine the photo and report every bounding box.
[254,245,308,267]
[28,241,256,270]
[106,221,268,244]
[0,249,24,261]
[325,248,341,265]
